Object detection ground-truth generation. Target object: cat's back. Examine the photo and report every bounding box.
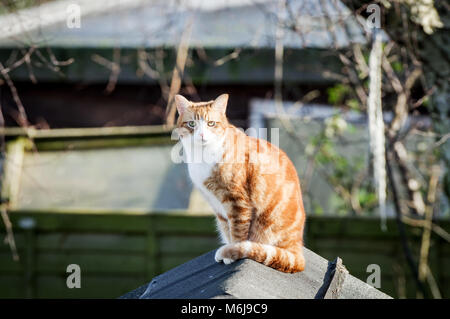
[226,126,298,178]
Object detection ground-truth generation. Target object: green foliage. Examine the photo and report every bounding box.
[311,201,324,215]
[326,84,351,105]
[347,99,360,111]
[358,189,378,208]
[392,61,403,73]
[330,194,348,216]
[326,85,363,112]
[307,114,378,216]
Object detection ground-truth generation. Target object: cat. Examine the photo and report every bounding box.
[175,93,306,273]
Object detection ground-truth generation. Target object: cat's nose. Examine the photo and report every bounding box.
[200,133,204,139]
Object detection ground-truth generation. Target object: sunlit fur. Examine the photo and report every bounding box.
[175,94,306,273]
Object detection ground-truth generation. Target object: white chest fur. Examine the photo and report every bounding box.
[188,162,228,219]
[181,138,228,219]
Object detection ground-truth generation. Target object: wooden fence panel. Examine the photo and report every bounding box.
[0,211,449,298]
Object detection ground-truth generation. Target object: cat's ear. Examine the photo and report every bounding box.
[175,95,190,115]
[213,94,229,114]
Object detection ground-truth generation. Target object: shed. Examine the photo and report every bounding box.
[121,247,392,299]
[0,0,369,129]
[0,0,366,49]
[0,0,366,84]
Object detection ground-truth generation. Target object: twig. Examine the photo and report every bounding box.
[137,49,170,101]
[393,140,426,216]
[46,47,74,66]
[214,48,242,67]
[386,147,428,297]
[425,264,442,299]
[434,133,450,148]
[401,215,450,243]
[165,16,193,126]
[0,205,19,261]
[418,165,440,298]
[0,62,29,127]
[105,48,121,94]
[2,47,36,74]
[21,49,36,84]
[91,49,122,94]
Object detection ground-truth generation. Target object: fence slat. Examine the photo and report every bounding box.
[36,252,146,274]
[0,213,449,298]
[36,233,146,252]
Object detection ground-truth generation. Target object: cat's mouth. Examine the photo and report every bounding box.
[197,139,210,146]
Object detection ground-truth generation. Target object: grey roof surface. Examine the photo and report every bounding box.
[0,0,366,48]
[121,247,392,299]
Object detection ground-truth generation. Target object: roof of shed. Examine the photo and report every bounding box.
[0,0,366,49]
[121,247,392,299]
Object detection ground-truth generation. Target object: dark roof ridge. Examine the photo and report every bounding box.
[120,247,392,299]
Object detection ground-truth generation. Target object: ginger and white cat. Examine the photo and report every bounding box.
[175,93,306,273]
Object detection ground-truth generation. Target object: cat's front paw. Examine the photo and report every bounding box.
[214,245,235,265]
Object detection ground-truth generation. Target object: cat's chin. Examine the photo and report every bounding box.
[194,140,212,147]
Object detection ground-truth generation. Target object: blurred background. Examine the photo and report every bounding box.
[0,0,448,298]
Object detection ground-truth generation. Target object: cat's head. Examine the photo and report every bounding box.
[175,94,229,146]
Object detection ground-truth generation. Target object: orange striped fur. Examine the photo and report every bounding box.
[175,94,306,273]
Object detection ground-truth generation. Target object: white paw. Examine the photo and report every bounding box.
[214,246,225,262]
[214,245,235,264]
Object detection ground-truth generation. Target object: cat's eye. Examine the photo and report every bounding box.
[207,121,216,127]
[187,121,196,128]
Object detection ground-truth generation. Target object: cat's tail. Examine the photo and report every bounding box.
[215,241,305,273]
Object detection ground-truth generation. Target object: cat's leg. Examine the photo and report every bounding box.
[215,214,231,244]
[215,205,252,264]
[227,205,253,243]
